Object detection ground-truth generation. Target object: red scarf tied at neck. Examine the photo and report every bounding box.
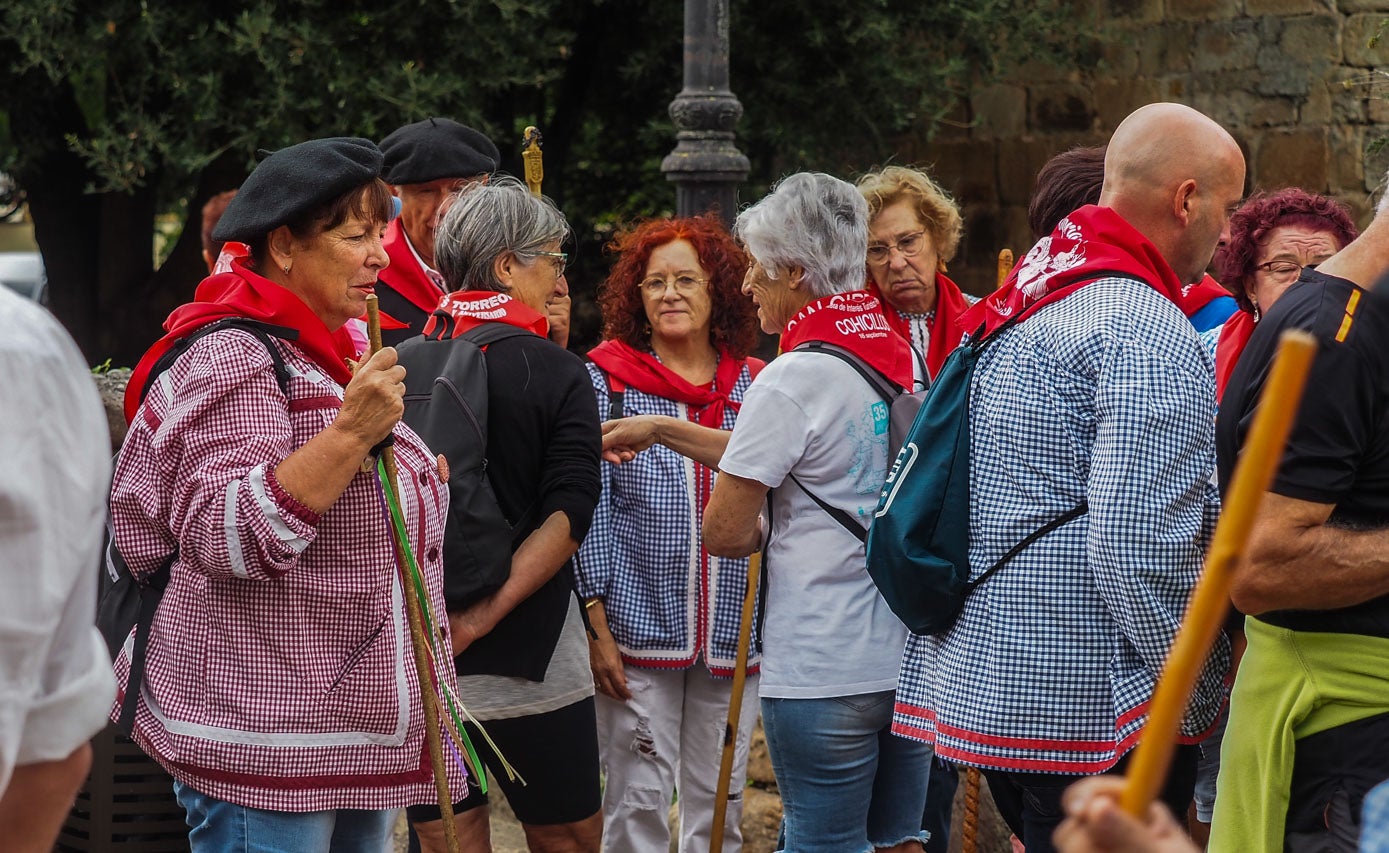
[961,204,1203,340]
[780,290,915,390]
[423,290,551,340]
[588,340,762,429]
[867,270,971,380]
[125,260,357,423]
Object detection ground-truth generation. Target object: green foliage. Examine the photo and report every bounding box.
[0,0,1088,354]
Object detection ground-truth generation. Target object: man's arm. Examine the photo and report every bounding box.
[1232,491,1389,615]
[0,746,92,853]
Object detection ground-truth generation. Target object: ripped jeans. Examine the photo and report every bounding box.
[762,691,931,853]
[596,663,760,853]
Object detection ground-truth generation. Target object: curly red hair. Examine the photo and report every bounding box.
[599,215,758,358]
[1214,188,1358,314]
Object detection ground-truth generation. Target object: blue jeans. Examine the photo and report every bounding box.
[762,691,931,852]
[174,781,397,852]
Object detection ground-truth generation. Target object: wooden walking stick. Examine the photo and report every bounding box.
[958,247,1016,853]
[522,126,544,196]
[365,294,461,853]
[709,551,762,853]
[1121,329,1317,817]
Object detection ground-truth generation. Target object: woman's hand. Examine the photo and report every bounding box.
[600,416,665,464]
[585,600,632,700]
[335,347,406,448]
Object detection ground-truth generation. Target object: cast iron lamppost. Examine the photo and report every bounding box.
[661,0,749,228]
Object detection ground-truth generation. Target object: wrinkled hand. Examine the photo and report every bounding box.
[337,347,406,448]
[1053,776,1196,853]
[547,295,572,349]
[600,415,665,465]
[447,603,494,657]
[585,601,631,700]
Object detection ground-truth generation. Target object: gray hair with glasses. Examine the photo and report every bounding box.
[434,175,570,293]
[734,172,868,299]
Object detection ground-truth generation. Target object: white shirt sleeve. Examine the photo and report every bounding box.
[0,290,116,794]
[718,364,812,489]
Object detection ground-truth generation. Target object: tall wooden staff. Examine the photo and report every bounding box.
[522,126,544,196]
[1121,330,1317,816]
[957,248,1016,853]
[709,551,762,853]
[365,294,461,853]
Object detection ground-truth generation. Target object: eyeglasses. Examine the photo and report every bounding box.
[531,251,568,278]
[1253,260,1304,284]
[866,231,927,266]
[637,274,709,297]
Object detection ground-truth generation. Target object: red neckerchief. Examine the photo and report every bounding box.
[867,271,971,380]
[960,205,1193,340]
[424,290,550,339]
[375,219,438,330]
[125,259,356,423]
[779,290,914,389]
[1185,274,1231,316]
[587,340,763,429]
[1214,308,1256,403]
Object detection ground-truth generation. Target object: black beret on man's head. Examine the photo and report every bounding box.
[380,118,500,185]
[212,137,383,243]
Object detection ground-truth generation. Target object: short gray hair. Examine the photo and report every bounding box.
[434,175,570,293]
[734,172,868,299]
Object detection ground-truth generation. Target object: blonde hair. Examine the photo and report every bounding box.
[856,165,963,264]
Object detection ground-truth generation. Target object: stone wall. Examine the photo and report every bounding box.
[903,0,1389,295]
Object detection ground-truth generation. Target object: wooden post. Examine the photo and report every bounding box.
[709,552,761,853]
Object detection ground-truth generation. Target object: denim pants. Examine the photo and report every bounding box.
[174,781,397,852]
[762,690,932,853]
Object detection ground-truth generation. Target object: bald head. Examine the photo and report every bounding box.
[1099,103,1246,283]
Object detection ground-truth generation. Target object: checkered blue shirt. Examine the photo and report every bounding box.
[573,361,759,676]
[894,278,1229,773]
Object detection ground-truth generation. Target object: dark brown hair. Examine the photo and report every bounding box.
[248,178,395,263]
[1029,145,1107,239]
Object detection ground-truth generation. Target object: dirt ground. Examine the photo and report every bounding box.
[393,719,1014,852]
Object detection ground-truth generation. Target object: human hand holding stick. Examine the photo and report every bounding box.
[364,294,461,853]
[1119,330,1317,817]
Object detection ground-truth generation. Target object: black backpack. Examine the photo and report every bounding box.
[99,318,294,734]
[396,319,534,610]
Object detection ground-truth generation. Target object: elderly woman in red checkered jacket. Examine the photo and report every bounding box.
[110,138,466,852]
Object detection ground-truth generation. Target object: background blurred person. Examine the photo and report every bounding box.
[1207,188,1357,402]
[114,137,465,851]
[858,165,972,379]
[402,177,603,853]
[705,172,929,853]
[575,215,763,852]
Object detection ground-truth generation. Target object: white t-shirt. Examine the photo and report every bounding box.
[0,289,116,794]
[719,351,909,699]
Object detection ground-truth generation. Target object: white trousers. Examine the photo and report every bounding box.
[596,663,760,853]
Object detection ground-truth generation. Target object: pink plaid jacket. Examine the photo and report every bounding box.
[110,328,466,811]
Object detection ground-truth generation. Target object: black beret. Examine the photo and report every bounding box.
[380,118,500,185]
[212,137,383,243]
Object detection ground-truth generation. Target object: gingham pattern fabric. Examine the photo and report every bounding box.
[894,278,1228,773]
[110,329,466,811]
[573,361,758,675]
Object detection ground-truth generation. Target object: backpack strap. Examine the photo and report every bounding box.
[793,341,900,404]
[787,473,868,544]
[965,502,1089,594]
[458,321,537,349]
[139,318,296,405]
[605,374,626,422]
[115,549,175,735]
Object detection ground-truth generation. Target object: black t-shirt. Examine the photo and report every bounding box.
[1216,269,1389,636]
